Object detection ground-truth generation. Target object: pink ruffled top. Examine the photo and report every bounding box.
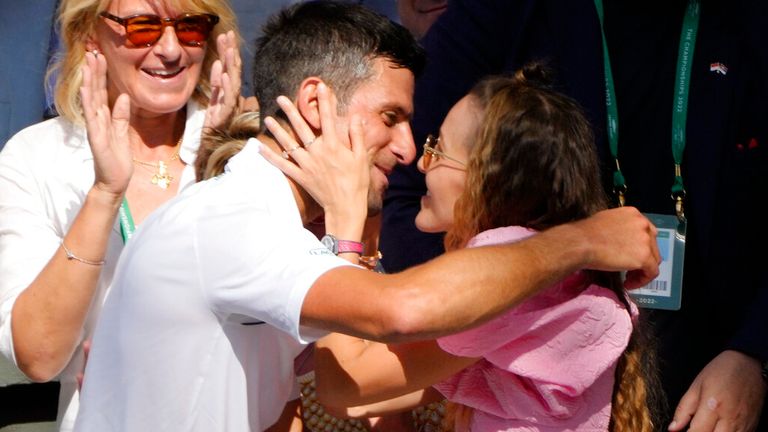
[434,226,636,432]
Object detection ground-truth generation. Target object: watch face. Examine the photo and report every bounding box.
[321,235,337,254]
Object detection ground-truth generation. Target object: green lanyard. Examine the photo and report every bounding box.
[118,198,136,244]
[593,0,700,220]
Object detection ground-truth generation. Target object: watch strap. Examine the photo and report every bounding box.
[336,239,364,255]
[321,234,364,255]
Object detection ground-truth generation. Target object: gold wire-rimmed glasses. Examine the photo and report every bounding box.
[422,134,466,169]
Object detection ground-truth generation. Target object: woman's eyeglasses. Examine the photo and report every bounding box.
[422,134,466,170]
[100,12,220,47]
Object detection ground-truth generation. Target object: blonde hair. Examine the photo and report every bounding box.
[609,319,664,432]
[195,111,259,181]
[50,0,239,124]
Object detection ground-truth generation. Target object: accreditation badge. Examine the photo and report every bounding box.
[628,213,685,310]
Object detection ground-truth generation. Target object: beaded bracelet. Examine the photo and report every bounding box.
[358,250,383,271]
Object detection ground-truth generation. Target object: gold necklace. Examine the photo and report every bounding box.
[132,135,183,189]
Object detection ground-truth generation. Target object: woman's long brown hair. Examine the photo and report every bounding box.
[442,63,661,432]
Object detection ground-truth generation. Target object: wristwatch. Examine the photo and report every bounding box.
[320,234,364,255]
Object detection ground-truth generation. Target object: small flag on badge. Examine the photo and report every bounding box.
[709,62,728,75]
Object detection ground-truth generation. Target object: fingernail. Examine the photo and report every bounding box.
[318,82,326,92]
[668,420,677,429]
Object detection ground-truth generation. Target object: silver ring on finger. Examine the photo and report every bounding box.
[282,146,300,159]
[303,137,315,148]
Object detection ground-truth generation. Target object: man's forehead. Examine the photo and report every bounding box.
[350,59,415,115]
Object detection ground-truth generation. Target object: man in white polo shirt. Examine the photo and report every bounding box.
[74,2,660,431]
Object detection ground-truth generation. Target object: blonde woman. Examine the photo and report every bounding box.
[0,0,242,429]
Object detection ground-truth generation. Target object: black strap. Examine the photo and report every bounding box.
[0,381,59,427]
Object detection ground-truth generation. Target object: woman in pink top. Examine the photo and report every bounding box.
[313,65,659,432]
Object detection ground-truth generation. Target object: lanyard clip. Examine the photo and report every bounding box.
[613,184,628,207]
[672,190,687,222]
[612,164,628,207]
[671,165,687,222]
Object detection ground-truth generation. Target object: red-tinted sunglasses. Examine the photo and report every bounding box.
[100,12,219,47]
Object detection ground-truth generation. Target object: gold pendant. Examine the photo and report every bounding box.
[151,161,173,189]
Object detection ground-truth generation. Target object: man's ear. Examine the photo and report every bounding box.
[295,77,324,132]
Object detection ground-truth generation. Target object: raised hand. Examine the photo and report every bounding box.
[204,31,243,129]
[259,82,369,238]
[80,50,132,199]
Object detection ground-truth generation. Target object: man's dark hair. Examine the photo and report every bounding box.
[252,0,426,118]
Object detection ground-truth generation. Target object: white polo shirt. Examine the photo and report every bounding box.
[74,139,350,431]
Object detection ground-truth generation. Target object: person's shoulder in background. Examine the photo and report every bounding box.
[0,1,58,150]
